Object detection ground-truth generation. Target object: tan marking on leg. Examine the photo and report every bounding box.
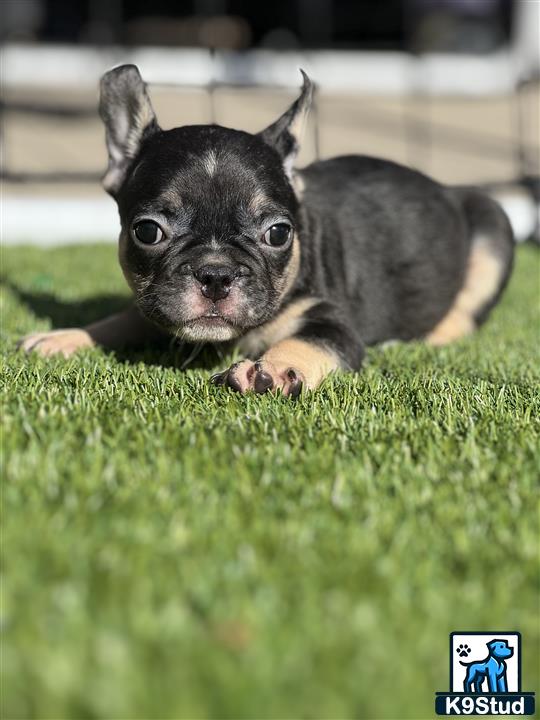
[19,307,163,358]
[212,339,339,396]
[426,239,505,346]
[426,310,476,346]
[261,338,340,390]
[19,329,95,358]
[239,297,316,356]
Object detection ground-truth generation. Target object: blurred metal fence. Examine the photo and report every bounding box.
[1,47,538,242]
[1,69,536,186]
[0,77,322,185]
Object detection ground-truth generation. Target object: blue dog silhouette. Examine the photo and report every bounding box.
[460,639,513,693]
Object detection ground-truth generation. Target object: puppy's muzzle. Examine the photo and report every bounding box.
[194,264,236,302]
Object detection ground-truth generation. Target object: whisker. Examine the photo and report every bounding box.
[180,342,204,369]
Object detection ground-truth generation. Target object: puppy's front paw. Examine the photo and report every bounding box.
[18,329,94,358]
[211,359,304,398]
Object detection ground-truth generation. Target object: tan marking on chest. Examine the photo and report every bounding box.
[239,296,316,356]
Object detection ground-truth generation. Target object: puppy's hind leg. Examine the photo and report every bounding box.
[426,190,514,346]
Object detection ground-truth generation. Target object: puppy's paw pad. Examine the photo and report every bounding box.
[211,359,304,398]
[456,644,471,657]
[18,329,94,358]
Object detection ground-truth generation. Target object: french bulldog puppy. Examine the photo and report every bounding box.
[20,65,514,397]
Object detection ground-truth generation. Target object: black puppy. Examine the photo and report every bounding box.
[21,65,514,396]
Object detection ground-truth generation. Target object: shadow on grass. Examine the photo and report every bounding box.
[6,281,129,327]
[4,280,227,371]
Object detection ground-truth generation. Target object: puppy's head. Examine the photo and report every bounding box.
[99,64,312,342]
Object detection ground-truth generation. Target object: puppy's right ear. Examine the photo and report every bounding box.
[258,70,313,180]
[99,64,160,196]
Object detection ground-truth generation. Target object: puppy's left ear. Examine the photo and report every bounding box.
[258,70,313,178]
[99,64,160,196]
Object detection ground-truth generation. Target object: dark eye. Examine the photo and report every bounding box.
[133,221,164,245]
[263,223,292,247]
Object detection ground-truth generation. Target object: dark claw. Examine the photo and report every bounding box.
[288,380,303,399]
[254,361,262,372]
[286,368,303,399]
[211,364,244,393]
[210,371,227,385]
[254,369,273,393]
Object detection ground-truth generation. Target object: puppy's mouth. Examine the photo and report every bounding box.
[186,313,232,327]
[187,302,234,322]
[143,284,264,342]
[180,307,242,342]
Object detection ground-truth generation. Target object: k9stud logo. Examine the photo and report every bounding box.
[435,632,535,715]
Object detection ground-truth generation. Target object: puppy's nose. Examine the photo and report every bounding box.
[194,264,234,301]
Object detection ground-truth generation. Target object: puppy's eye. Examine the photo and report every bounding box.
[133,221,164,245]
[263,223,292,247]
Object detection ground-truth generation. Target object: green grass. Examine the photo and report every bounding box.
[2,244,539,720]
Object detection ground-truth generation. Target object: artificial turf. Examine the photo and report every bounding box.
[2,243,539,719]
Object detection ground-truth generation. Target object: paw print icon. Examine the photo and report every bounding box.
[456,643,471,658]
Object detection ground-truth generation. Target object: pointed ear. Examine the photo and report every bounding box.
[99,64,160,196]
[258,70,313,178]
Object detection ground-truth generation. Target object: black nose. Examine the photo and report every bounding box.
[194,264,234,301]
